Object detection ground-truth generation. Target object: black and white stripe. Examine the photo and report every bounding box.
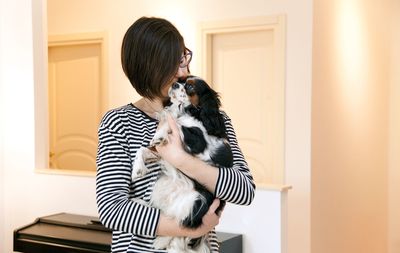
[96,104,255,252]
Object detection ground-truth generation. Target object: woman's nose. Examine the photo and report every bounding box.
[176,66,188,79]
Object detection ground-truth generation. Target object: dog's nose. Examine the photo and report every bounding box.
[177,76,188,83]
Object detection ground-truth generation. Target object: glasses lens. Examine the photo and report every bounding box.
[180,57,186,67]
[180,50,192,68]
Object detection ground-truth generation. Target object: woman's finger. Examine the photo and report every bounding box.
[208,198,221,213]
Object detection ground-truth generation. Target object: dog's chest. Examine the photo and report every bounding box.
[130,162,162,202]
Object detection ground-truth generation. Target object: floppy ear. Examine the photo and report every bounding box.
[182,180,214,229]
[181,126,207,154]
[195,79,227,138]
[211,141,233,168]
[200,107,226,139]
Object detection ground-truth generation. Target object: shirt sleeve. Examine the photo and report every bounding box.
[214,113,256,205]
[96,110,160,237]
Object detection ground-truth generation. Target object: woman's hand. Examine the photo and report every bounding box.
[156,198,223,237]
[188,198,223,238]
[155,113,189,168]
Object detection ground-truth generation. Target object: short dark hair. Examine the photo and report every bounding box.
[121,17,185,99]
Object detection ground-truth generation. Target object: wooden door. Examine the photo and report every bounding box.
[201,16,286,186]
[48,38,105,172]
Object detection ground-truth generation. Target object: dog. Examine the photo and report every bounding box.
[132,76,232,253]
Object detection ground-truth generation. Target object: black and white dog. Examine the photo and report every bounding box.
[132,76,232,253]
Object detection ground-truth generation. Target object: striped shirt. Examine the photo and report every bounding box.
[96,104,255,252]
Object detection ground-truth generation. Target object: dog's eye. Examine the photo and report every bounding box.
[172,83,180,89]
[184,83,195,95]
[185,83,194,92]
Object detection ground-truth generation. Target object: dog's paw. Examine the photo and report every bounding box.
[132,162,148,179]
[150,119,171,147]
[131,148,149,179]
[150,136,168,147]
[132,161,148,179]
[142,149,160,163]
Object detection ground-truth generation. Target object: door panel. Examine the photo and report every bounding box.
[210,26,284,185]
[48,43,102,171]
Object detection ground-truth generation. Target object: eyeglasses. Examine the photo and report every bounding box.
[179,48,193,68]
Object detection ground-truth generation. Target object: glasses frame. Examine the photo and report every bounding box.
[179,48,193,68]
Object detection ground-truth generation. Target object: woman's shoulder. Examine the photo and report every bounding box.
[99,104,133,128]
[99,103,157,132]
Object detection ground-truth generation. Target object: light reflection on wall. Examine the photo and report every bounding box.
[335,0,369,114]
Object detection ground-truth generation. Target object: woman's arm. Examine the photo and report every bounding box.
[213,113,256,205]
[96,112,160,237]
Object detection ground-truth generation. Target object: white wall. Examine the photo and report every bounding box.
[0,1,313,253]
[1,1,98,253]
[47,1,313,252]
[219,190,289,253]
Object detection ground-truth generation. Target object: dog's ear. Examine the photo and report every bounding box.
[200,108,227,139]
[211,142,233,168]
[194,79,227,138]
[194,79,222,110]
[181,126,207,154]
[185,104,200,117]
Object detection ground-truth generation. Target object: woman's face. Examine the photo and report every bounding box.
[160,48,192,99]
[160,53,190,98]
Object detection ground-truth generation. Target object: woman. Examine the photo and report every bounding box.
[96,16,255,253]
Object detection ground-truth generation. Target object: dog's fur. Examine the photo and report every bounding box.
[132,76,232,253]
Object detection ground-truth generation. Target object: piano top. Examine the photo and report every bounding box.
[14,213,242,253]
[14,213,112,253]
[17,219,111,245]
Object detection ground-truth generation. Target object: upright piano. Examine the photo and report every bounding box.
[14,213,242,253]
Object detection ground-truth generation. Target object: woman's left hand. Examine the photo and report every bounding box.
[155,113,189,168]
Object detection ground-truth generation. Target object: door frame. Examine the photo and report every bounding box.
[37,32,108,176]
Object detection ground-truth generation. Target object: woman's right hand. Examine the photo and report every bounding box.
[187,198,222,238]
[156,198,223,238]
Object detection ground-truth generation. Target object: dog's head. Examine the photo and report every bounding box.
[168,82,190,106]
[183,76,221,108]
[183,76,227,139]
[165,82,191,114]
